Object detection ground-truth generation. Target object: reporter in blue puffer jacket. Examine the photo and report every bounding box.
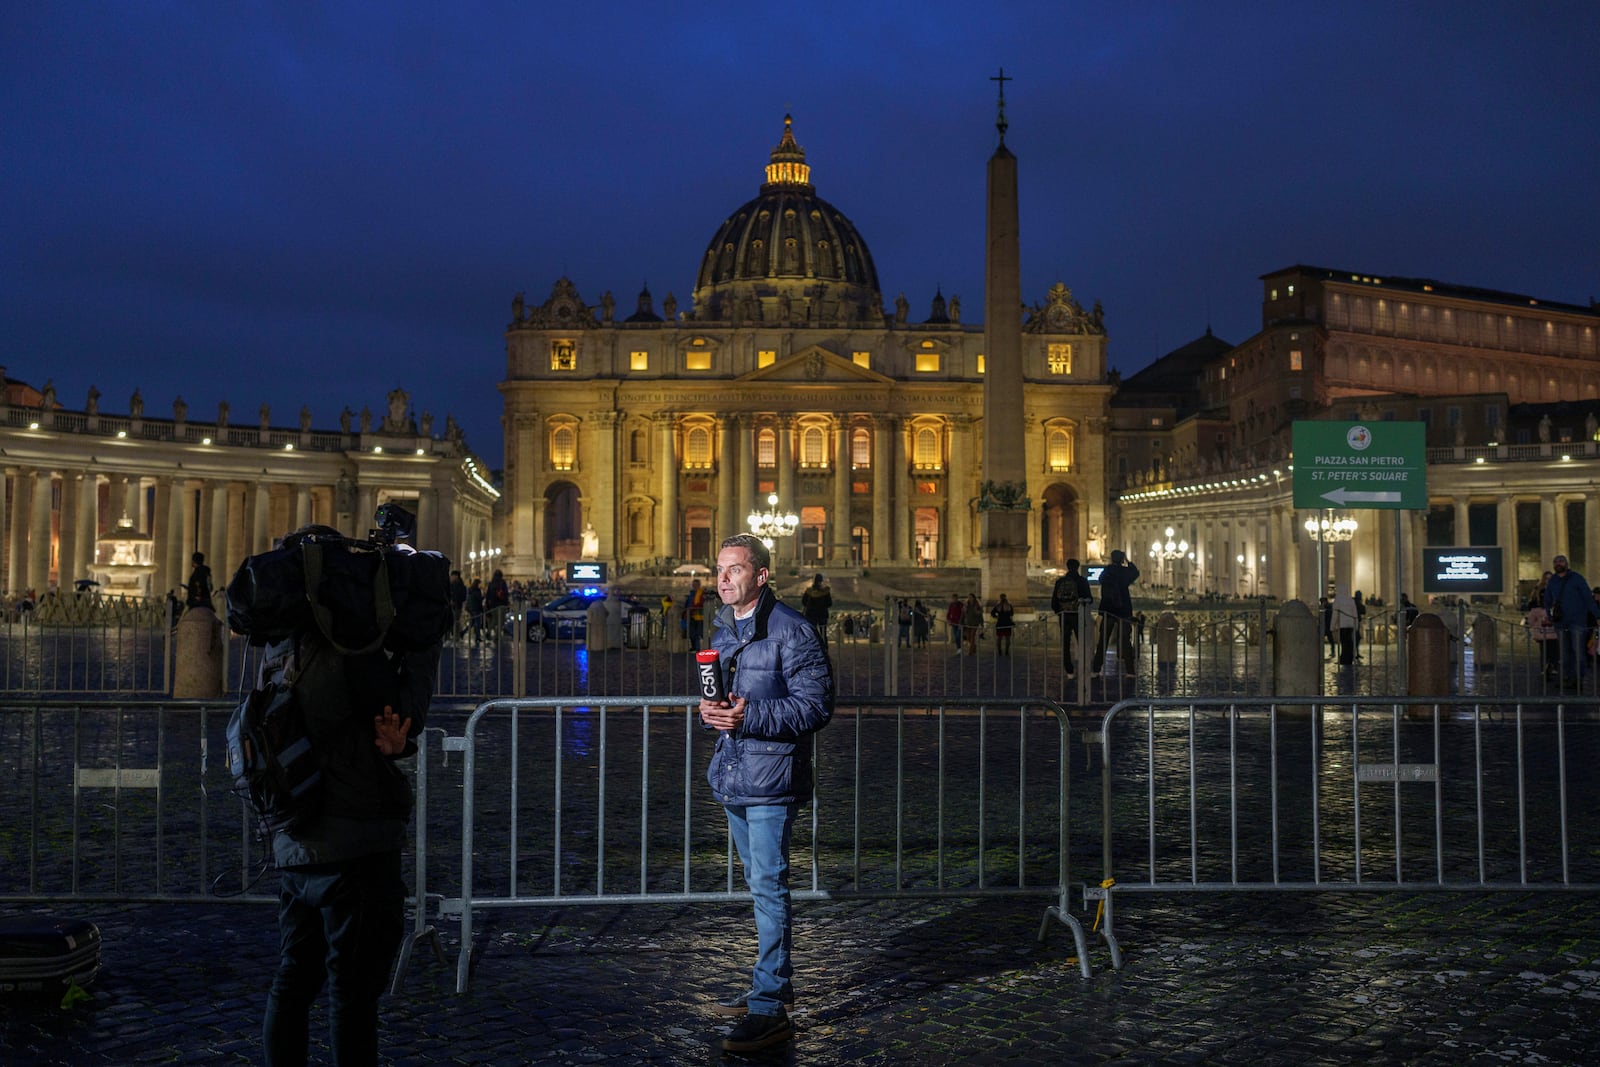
[699,533,833,1053]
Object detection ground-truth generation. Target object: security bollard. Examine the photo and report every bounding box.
[1472,613,1498,670]
[173,604,224,698]
[586,599,608,651]
[1272,599,1321,697]
[665,605,689,652]
[1154,612,1179,669]
[1407,613,1451,707]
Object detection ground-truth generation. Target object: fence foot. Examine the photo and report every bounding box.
[1037,905,1094,979]
[390,925,446,994]
[1082,883,1124,971]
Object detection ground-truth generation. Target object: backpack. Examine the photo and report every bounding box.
[226,638,325,839]
[226,530,453,653]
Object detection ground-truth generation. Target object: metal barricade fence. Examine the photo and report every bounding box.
[429,696,1096,992]
[1088,696,1600,972]
[0,700,274,903]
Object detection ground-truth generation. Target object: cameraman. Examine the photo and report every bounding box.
[261,522,443,1066]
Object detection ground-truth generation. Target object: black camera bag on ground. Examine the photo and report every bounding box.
[0,917,102,996]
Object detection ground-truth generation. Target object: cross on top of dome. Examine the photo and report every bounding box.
[762,114,812,192]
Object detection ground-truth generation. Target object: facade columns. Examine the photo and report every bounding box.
[1586,495,1600,579]
[948,415,973,566]
[252,482,272,553]
[588,411,619,560]
[656,414,678,557]
[893,417,911,563]
[1540,495,1558,566]
[738,418,757,540]
[774,417,794,560]
[715,416,735,548]
[830,421,851,567]
[209,481,230,587]
[1453,498,1470,545]
[871,416,893,567]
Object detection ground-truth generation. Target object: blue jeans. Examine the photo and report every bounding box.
[1555,625,1589,681]
[725,802,796,1015]
[264,851,406,1067]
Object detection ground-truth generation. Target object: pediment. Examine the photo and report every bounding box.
[737,345,892,385]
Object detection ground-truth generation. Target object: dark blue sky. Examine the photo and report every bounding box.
[5,3,1597,468]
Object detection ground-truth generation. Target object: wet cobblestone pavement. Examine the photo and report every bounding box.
[4,890,1598,1064]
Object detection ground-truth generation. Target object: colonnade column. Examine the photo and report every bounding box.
[209,482,230,591]
[829,421,851,567]
[28,471,53,593]
[1539,496,1558,565]
[1497,495,1517,606]
[75,473,98,582]
[1586,495,1600,581]
[8,470,30,595]
[0,471,8,594]
[165,479,187,597]
[151,478,172,596]
[57,473,78,589]
[252,483,272,554]
[871,416,893,567]
[656,413,678,558]
[291,484,311,532]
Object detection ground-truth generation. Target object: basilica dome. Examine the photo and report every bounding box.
[692,116,884,326]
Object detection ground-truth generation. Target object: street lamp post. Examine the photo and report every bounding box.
[1148,525,1188,598]
[747,492,799,553]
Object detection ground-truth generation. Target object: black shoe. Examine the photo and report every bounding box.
[722,1010,792,1052]
[709,992,750,1017]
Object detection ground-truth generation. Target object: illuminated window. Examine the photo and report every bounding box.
[1289,349,1303,371]
[852,350,870,368]
[685,347,711,371]
[551,341,576,371]
[550,425,576,470]
[801,427,825,467]
[1047,343,1072,374]
[1270,288,1278,300]
[758,349,776,368]
[915,351,940,372]
[630,350,648,371]
[851,427,871,469]
[1048,428,1072,471]
[977,353,985,374]
[757,428,776,467]
[1150,417,1162,427]
[1287,284,1296,296]
[913,427,940,470]
[629,428,648,464]
[685,426,712,468]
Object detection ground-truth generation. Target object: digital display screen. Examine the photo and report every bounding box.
[568,561,607,583]
[1085,565,1106,584]
[1420,547,1502,594]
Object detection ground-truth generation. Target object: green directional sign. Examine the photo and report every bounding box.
[1292,420,1427,510]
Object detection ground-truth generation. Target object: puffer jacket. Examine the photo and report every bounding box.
[706,587,834,806]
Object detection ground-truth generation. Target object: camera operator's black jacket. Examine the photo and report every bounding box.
[270,630,441,870]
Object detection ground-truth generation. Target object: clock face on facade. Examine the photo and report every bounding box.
[1046,303,1070,330]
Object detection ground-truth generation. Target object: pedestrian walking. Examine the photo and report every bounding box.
[700,534,833,1053]
[945,594,963,648]
[800,574,833,647]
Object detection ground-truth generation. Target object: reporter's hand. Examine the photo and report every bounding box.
[699,696,747,732]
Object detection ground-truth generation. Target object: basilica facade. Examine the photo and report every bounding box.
[497,117,1113,578]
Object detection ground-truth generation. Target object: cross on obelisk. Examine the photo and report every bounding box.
[991,66,1011,142]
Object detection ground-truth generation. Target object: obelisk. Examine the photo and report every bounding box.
[980,68,1030,609]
